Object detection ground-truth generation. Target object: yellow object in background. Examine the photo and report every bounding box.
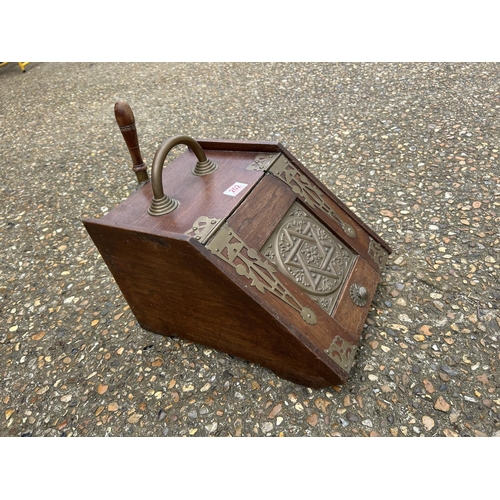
[0,62,30,72]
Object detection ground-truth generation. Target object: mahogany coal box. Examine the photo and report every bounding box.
[82,102,392,388]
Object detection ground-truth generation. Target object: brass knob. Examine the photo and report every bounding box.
[350,283,368,307]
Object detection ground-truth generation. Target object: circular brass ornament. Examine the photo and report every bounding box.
[350,283,368,307]
[343,223,356,238]
[261,202,356,316]
[301,307,317,325]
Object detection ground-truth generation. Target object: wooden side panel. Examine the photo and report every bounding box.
[83,218,344,387]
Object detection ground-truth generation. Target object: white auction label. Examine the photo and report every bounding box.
[223,182,248,197]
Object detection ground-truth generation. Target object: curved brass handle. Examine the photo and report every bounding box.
[148,135,218,216]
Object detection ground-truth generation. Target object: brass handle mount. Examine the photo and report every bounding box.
[148,135,218,216]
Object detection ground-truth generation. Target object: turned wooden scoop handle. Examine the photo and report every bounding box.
[114,101,149,186]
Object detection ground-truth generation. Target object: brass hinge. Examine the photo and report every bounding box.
[185,216,223,244]
[246,153,281,172]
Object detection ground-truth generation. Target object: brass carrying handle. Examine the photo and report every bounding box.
[148,135,218,216]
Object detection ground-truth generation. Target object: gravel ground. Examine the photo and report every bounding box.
[1,62,499,437]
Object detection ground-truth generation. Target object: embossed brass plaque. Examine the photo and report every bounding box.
[261,202,356,316]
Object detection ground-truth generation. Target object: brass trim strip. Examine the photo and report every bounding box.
[269,156,356,238]
[206,223,317,325]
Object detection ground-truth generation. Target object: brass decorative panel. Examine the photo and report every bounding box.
[261,202,356,316]
[269,156,357,238]
[324,335,357,372]
[207,223,317,325]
